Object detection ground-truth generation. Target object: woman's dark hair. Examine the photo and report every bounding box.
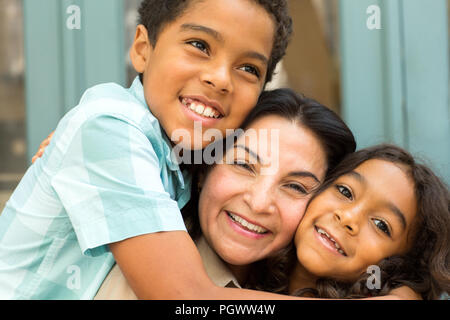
[182,88,356,240]
[246,144,450,300]
[137,0,293,84]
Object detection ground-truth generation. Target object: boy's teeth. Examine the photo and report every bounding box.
[228,212,268,234]
[182,98,221,119]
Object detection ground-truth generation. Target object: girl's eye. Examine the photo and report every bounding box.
[239,65,260,78]
[373,219,391,237]
[188,40,209,54]
[337,185,353,200]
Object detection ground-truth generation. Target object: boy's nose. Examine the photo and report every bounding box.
[201,64,233,94]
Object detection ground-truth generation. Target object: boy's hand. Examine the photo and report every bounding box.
[31,132,54,163]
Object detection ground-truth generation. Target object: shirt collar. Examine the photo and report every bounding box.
[129,76,185,186]
[195,237,241,289]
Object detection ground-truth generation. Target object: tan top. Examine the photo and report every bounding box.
[94,236,241,300]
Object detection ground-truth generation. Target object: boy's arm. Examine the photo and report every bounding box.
[110,231,302,300]
[111,232,422,300]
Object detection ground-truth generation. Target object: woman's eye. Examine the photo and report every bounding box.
[373,219,391,237]
[188,40,209,54]
[337,185,353,200]
[239,65,260,78]
[287,183,308,195]
[233,160,253,172]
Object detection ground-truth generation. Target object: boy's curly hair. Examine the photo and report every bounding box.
[245,145,450,300]
[137,0,293,84]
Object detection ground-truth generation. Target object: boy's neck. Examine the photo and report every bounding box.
[288,263,318,294]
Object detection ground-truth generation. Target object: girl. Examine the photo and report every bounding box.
[247,145,450,300]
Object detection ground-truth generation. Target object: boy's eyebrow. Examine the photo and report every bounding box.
[180,23,223,42]
[180,23,269,66]
[348,170,407,230]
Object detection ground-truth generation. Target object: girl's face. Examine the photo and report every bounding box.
[294,159,418,281]
[198,115,327,266]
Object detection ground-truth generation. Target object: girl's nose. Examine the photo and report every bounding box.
[334,208,361,235]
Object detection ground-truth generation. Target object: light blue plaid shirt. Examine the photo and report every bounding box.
[0,77,191,299]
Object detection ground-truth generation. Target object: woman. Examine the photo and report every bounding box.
[247,145,450,300]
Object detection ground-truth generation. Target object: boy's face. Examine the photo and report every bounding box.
[131,0,275,149]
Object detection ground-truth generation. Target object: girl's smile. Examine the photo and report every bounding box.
[294,159,418,281]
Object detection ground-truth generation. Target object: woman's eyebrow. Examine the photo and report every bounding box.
[234,145,261,163]
[289,171,320,184]
[180,23,223,42]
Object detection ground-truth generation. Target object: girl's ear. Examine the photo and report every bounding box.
[130,25,153,74]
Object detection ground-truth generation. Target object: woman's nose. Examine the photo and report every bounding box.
[243,179,277,215]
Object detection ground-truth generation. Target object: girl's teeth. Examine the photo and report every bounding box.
[317,227,346,256]
[195,104,205,114]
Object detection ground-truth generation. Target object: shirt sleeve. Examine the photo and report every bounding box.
[51,114,187,257]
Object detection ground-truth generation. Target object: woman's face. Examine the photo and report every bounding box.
[198,115,327,266]
[294,159,418,281]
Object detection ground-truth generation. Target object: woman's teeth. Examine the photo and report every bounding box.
[316,227,347,256]
[228,212,268,234]
[181,98,221,119]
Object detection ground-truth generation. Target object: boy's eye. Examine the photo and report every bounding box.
[337,185,353,200]
[187,40,209,54]
[373,219,391,237]
[239,65,261,78]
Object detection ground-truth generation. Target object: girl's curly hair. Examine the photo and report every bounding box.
[246,144,450,300]
[137,0,293,84]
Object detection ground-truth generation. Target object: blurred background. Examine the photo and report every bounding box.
[0,0,449,210]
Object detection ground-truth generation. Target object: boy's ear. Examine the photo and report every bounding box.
[130,25,153,74]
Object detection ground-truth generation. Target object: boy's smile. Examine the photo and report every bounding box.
[130,0,276,150]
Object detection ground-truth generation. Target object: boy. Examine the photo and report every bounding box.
[0,0,292,299]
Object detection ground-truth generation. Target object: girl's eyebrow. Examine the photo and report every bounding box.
[386,203,407,231]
